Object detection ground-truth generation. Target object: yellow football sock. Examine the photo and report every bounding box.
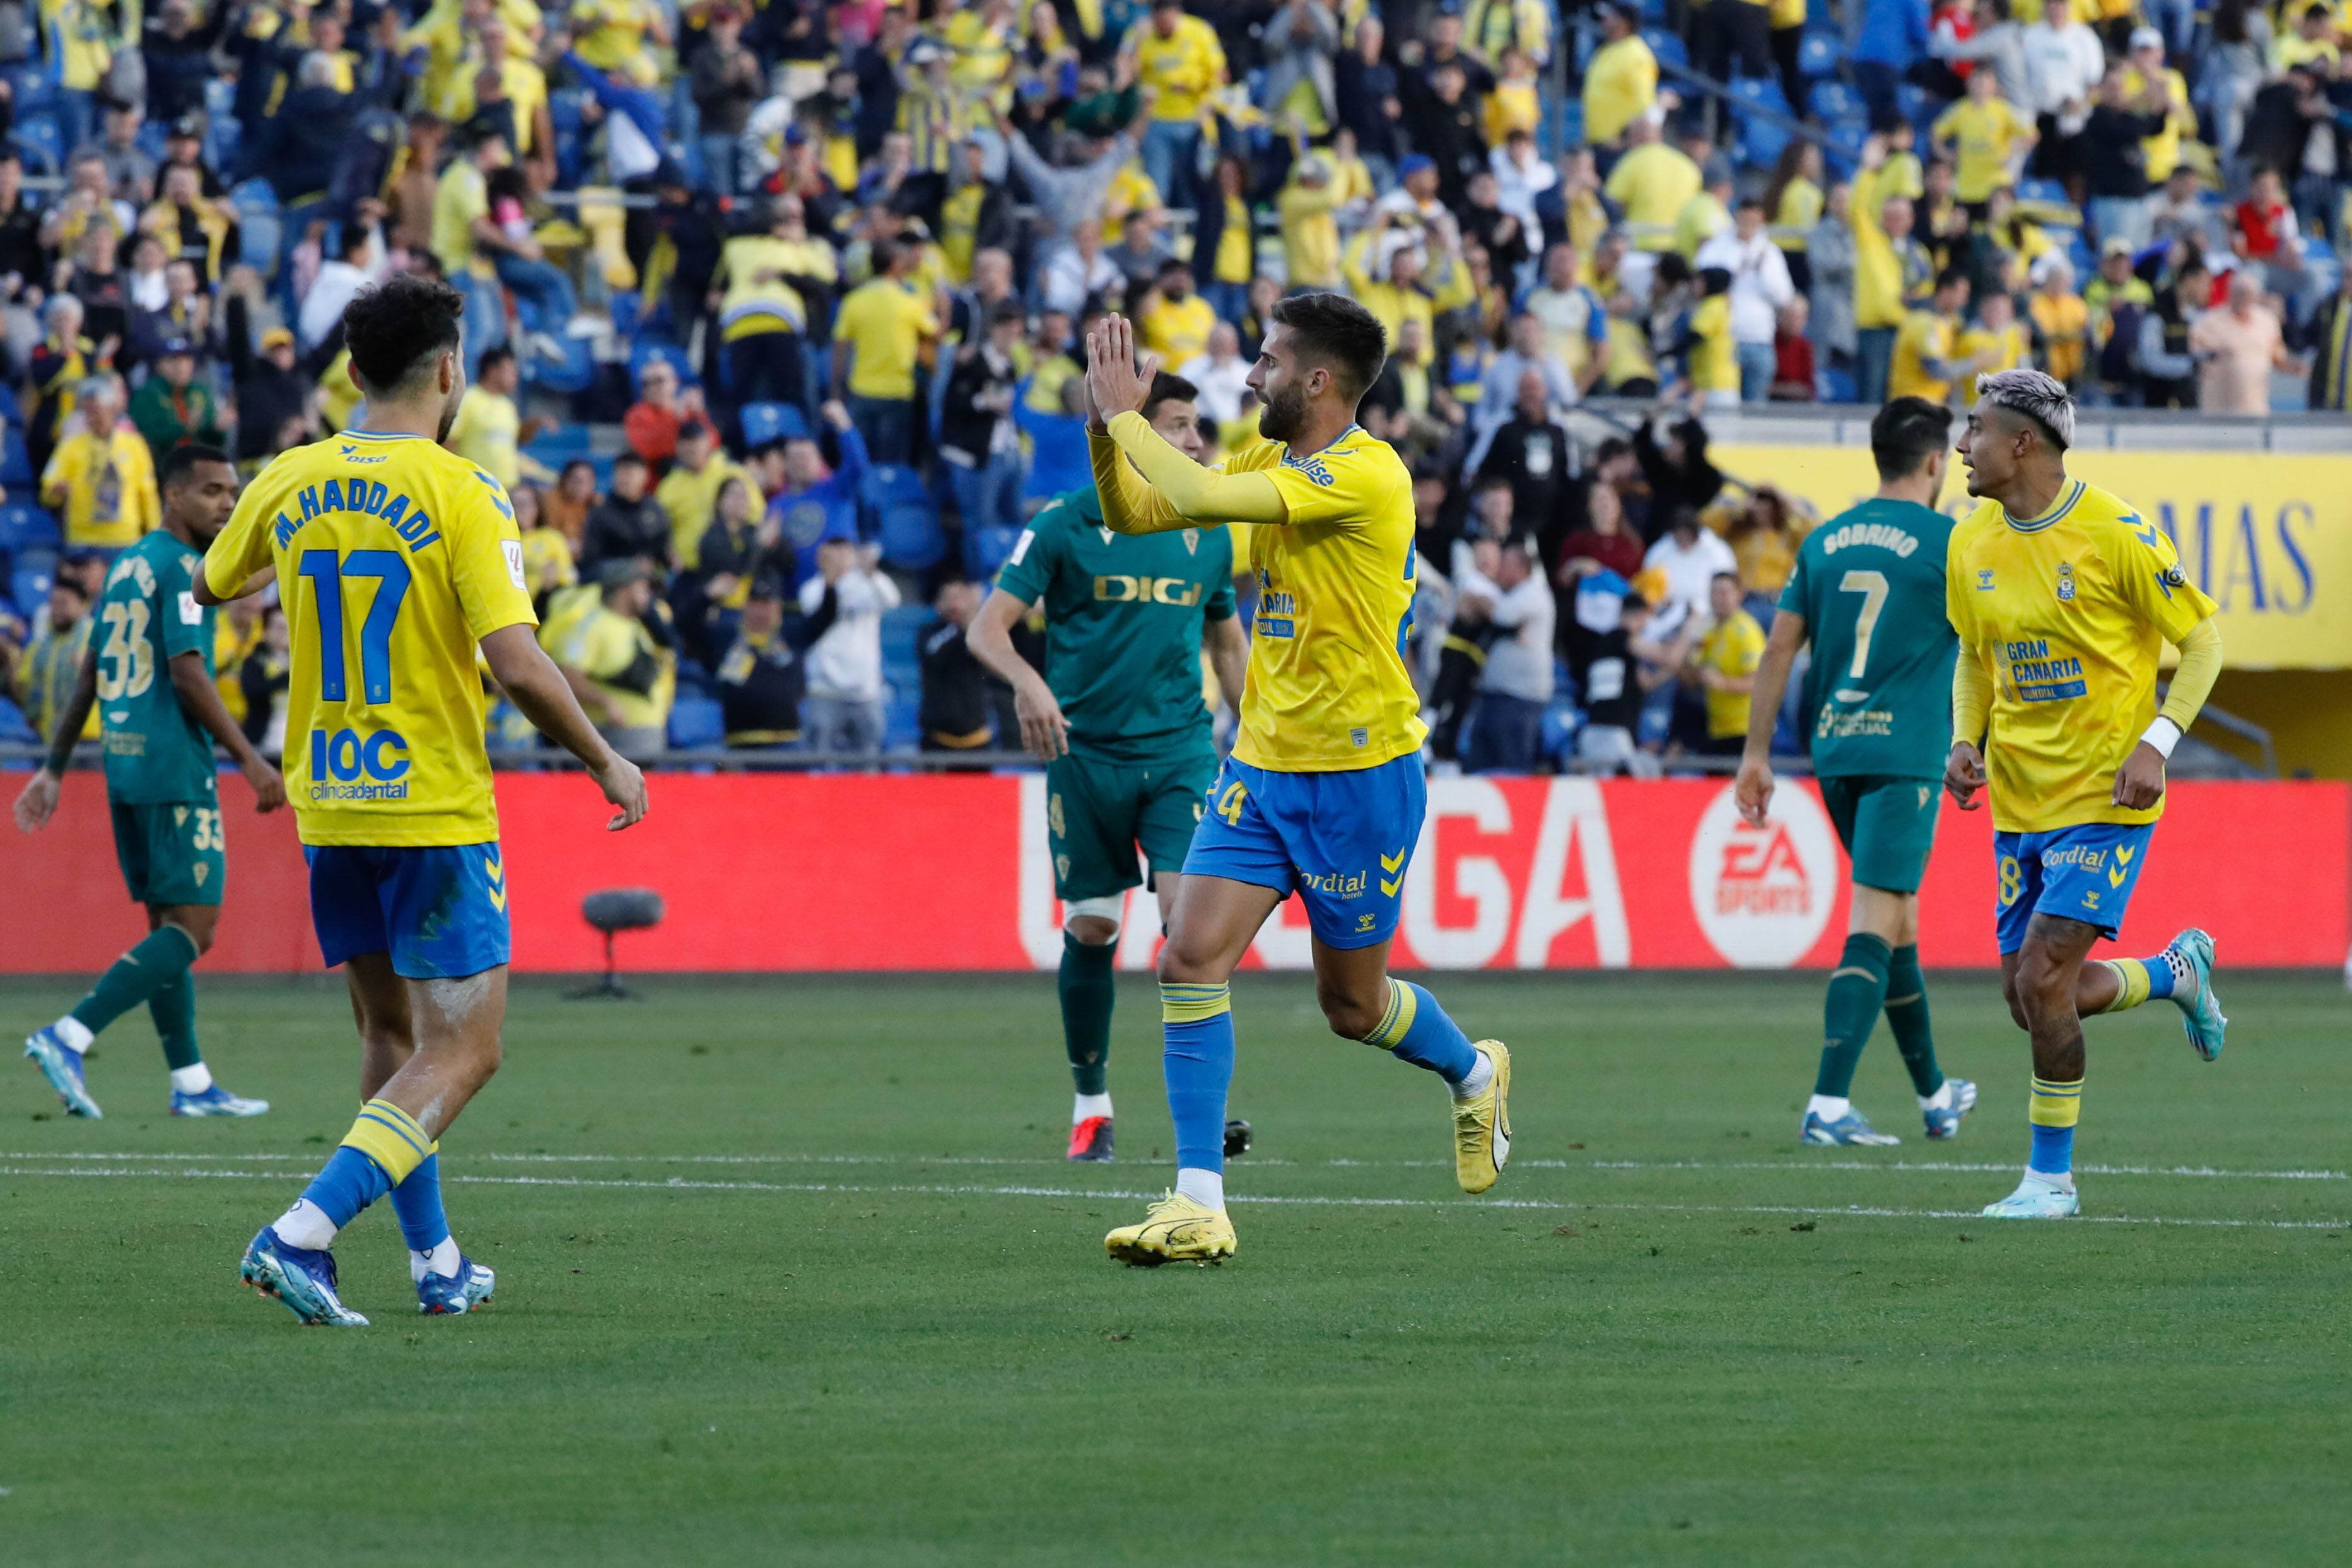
[2095,958,2154,1014]
[339,1097,434,1186]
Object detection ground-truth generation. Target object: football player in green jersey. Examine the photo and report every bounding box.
[1736,397,1977,1147]
[969,372,1249,1161]
[16,445,286,1119]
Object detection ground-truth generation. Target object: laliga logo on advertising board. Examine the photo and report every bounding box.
[1687,783,1837,968]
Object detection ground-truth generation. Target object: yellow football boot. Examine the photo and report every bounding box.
[1453,1041,1512,1194]
[1103,1190,1237,1267]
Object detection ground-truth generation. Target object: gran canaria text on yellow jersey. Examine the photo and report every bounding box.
[202,428,538,846]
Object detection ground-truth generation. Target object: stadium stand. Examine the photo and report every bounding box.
[0,0,2343,767]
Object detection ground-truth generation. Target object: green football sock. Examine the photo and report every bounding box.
[1812,933,1892,1098]
[69,925,200,1038]
[1883,943,1945,1097]
[1059,932,1117,1097]
[146,968,203,1073]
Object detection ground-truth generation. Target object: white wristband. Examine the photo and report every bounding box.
[2139,717,2182,759]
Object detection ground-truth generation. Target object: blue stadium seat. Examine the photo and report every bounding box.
[1797,29,1840,79]
[878,501,946,571]
[629,339,694,391]
[1733,81,1794,168]
[1823,120,1865,180]
[740,401,810,449]
[964,523,1023,581]
[14,114,60,175]
[0,382,22,426]
[1018,407,1089,501]
[0,503,59,554]
[1895,82,1934,130]
[0,696,37,746]
[666,695,725,751]
[1641,28,1688,73]
[1810,79,1860,125]
[13,564,55,618]
[1,431,32,488]
[231,180,284,280]
[1819,365,1857,404]
[2016,177,2068,207]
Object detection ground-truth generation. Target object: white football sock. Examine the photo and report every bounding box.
[1073,1092,1113,1124]
[411,1237,462,1283]
[1175,1167,1225,1211]
[2027,1167,2076,1190]
[52,1015,93,1055]
[273,1198,338,1251]
[1806,1094,1852,1123]
[169,1063,213,1095]
[1452,1051,1494,1102]
[1919,1080,1953,1112]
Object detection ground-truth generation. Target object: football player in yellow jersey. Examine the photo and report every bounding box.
[196,276,650,1325]
[1078,299,1512,1266]
[1943,371,2226,1222]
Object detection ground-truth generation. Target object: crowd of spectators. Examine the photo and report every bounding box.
[0,0,2346,769]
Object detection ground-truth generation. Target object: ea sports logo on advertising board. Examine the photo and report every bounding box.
[1688,784,1837,968]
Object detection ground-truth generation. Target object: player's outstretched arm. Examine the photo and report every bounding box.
[13,647,99,833]
[167,650,284,813]
[479,624,650,831]
[1085,314,1285,532]
[1735,609,1806,828]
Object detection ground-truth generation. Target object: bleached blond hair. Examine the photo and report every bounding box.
[1974,368,2074,451]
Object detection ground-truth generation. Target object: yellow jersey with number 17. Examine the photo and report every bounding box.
[1219,426,1427,773]
[1945,477,2217,834]
[202,427,538,847]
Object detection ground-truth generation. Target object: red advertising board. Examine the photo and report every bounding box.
[3,774,2343,973]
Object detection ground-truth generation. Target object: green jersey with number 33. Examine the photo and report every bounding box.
[1778,497,1958,780]
[93,529,221,804]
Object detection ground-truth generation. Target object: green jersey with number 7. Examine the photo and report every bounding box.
[1777,496,1958,781]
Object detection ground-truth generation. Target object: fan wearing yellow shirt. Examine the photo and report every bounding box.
[1603,119,1701,252]
[655,420,753,569]
[568,0,668,88]
[1682,270,1740,409]
[1077,300,1514,1267]
[1276,155,1343,288]
[829,239,942,466]
[711,193,836,411]
[1890,269,1979,403]
[1583,5,1657,145]
[1943,370,2225,1222]
[1123,0,1226,209]
[1135,259,1216,365]
[444,347,554,492]
[197,274,647,1326]
[42,377,160,549]
[1931,71,2036,211]
[1958,290,2032,378]
[1692,570,1765,752]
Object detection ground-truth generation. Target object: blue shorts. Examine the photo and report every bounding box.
[1993,823,2155,954]
[1183,754,1424,950]
[305,842,513,979]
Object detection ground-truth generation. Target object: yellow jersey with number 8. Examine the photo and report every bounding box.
[1220,427,1427,773]
[1945,478,2217,833]
[202,428,538,846]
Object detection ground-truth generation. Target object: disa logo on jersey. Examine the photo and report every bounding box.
[1687,785,1837,968]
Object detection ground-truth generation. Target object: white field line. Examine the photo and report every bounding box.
[1,1163,2345,1232]
[6,1150,2346,1182]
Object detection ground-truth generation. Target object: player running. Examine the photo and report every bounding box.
[1079,300,1511,1266]
[967,372,1249,1163]
[1943,370,2226,1220]
[1736,397,1975,1147]
[15,445,285,1120]
[198,276,648,1324]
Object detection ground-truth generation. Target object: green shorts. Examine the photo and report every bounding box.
[1819,775,1940,894]
[110,799,226,908]
[1046,750,1217,902]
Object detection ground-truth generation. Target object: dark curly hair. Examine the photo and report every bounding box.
[342,274,466,397]
[1268,291,1388,402]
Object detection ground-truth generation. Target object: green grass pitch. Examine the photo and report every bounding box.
[4,971,2349,1566]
